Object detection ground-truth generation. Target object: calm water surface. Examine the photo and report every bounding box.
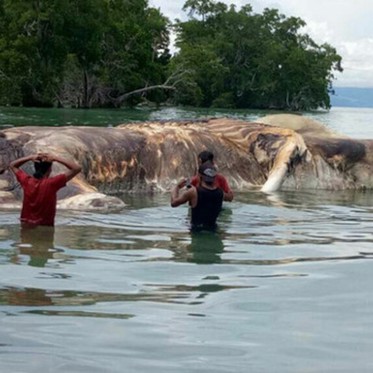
[1,107,373,372]
[1,105,373,138]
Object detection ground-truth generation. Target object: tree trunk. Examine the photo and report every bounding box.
[82,69,89,108]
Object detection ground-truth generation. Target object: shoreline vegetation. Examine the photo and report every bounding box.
[0,0,342,111]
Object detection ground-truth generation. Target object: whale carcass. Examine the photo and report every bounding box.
[0,114,372,210]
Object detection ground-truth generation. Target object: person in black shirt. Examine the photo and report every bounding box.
[171,162,223,231]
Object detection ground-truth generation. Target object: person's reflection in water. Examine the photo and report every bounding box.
[18,225,55,267]
[188,230,224,264]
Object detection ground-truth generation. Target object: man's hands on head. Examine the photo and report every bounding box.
[35,153,53,163]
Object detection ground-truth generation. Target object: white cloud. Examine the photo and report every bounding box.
[149,0,373,87]
[335,38,373,87]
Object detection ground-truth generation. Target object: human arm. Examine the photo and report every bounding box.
[190,175,200,187]
[171,179,196,207]
[9,154,39,174]
[217,174,234,202]
[223,190,234,202]
[42,153,82,182]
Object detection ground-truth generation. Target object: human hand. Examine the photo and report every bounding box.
[36,153,53,163]
[32,154,43,162]
[177,178,188,189]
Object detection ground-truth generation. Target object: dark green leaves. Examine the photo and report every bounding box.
[0,0,170,107]
[171,1,343,110]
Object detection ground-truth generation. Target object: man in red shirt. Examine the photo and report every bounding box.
[190,150,233,202]
[10,153,81,226]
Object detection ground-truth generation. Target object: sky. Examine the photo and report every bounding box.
[149,0,373,88]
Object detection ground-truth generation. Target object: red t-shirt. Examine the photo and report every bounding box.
[190,173,231,193]
[16,170,67,226]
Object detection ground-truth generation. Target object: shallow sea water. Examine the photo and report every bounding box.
[1,107,373,372]
[1,190,373,372]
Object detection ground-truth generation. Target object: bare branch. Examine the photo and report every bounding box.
[113,84,177,105]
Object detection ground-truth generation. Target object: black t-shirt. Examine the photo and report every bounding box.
[191,186,223,230]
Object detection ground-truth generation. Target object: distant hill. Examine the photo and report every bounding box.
[330,87,373,108]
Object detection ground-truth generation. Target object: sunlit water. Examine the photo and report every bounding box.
[1,106,373,372]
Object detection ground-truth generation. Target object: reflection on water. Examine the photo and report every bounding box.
[1,190,373,372]
[0,106,264,127]
[16,226,56,267]
[188,231,224,264]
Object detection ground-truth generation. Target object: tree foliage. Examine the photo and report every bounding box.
[0,0,171,107]
[171,0,343,110]
[0,0,343,110]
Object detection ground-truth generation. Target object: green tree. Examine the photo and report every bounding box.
[171,1,343,110]
[57,0,172,108]
[59,0,105,107]
[0,0,171,108]
[98,0,171,107]
[0,0,68,106]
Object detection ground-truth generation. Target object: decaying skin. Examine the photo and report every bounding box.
[258,114,373,190]
[0,114,372,211]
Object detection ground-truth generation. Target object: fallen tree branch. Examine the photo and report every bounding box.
[112,84,177,106]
